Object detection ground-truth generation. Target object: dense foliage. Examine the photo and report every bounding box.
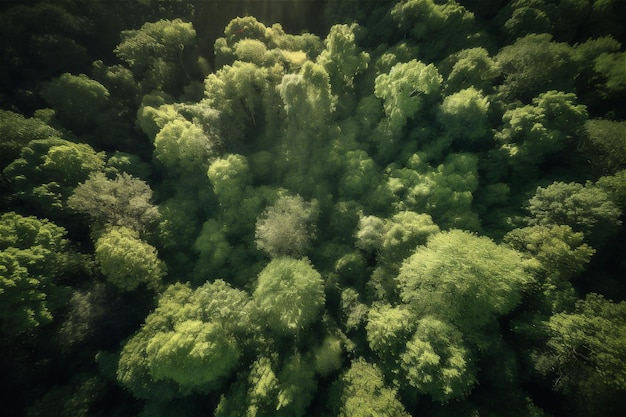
[1,1,625,416]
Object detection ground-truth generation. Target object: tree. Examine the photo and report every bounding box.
[437,87,491,148]
[532,294,626,416]
[0,110,59,171]
[40,73,110,133]
[117,281,249,398]
[390,0,480,60]
[496,34,577,102]
[278,61,335,131]
[255,194,319,258]
[4,138,105,216]
[253,258,325,336]
[153,117,217,177]
[374,59,442,134]
[356,211,440,264]
[68,172,160,236]
[397,230,531,344]
[331,359,411,417]
[114,18,197,93]
[95,226,165,291]
[442,47,501,94]
[526,181,622,246]
[401,316,476,402]
[0,212,79,335]
[317,23,370,94]
[390,153,481,231]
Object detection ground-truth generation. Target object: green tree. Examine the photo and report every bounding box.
[4,138,105,216]
[0,110,59,170]
[526,181,622,246]
[253,258,325,336]
[117,280,249,399]
[0,212,79,335]
[331,359,411,417]
[401,316,476,402]
[391,0,480,60]
[397,230,531,344]
[533,294,626,416]
[317,23,370,94]
[114,18,197,93]
[441,47,501,94]
[390,153,481,230]
[68,172,160,236]
[496,34,577,102]
[95,226,165,291]
[40,73,110,133]
[153,117,217,177]
[374,59,442,134]
[437,87,491,149]
[255,194,319,258]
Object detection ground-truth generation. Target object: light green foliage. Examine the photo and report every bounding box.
[374,59,442,133]
[317,23,370,93]
[505,224,593,313]
[397,230,531,338]
[136,91,177,140]
[505,225,594,283]
[4,138,105,214]
[391,0,478,59]
[95,226,164,291]
[68,172,160,236]
[278,61,335,130]
[117,280,249,397]
[207,154,250,219]
[146,320,239,389]
[533,294,626,416]
[253,258,325,336]
[438,87,491,146]
[0,213,75,335]
[340,288,369,332]
[0,110,59,169]
[333,359,411,417]
[593,51,626,94]
[443,47,500,94]
[526,181,622,245]
[40,73,110,131]
[114,18,196,92]
[390,153,481,230]
[204,61,279,146]
[154,118,216,176]
[366,304,416,358]
[255,194,319,258]
[496,34,577,102]
[401,316,476,402]
[356,211,439,264]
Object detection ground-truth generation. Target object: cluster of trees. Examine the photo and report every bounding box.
[1,1,625,416]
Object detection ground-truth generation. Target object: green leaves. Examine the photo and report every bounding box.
[374,59,442,133]
[397,230,531,335]
[255,194,318,258]
[95,227,164,291]
[253,258,325,336]
[68,172,160,236]
[117,280,250,397]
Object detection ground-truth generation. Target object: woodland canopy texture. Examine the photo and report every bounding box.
[1,1,625,416]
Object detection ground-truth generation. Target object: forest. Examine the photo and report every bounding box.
[0,0,625,416]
